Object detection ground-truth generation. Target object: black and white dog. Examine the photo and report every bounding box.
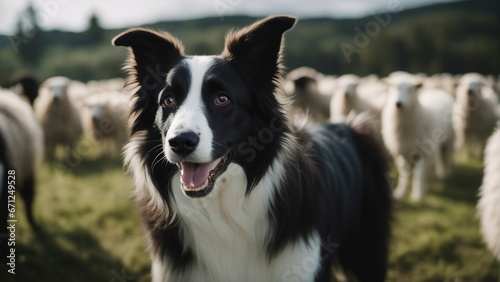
[113,16,391,282]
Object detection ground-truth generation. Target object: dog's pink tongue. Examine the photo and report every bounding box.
[180,161,218,190]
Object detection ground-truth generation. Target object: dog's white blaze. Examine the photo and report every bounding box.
[159,144,321,282]
[164,56,215,163]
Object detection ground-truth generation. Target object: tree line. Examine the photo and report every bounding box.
[1,0,498,84]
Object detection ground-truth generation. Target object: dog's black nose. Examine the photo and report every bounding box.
[169,131,199,155]
[396,101,403,108]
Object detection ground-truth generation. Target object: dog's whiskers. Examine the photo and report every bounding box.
[147,144,167,172]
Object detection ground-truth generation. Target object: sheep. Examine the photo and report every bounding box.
[0,89,43,234]
[425,73,457,96]
[316,74,338,97]
[330,74,387,125]
[357,79,389,114]
[2,75,40,106]
[34,76,83,162]
[496,74,500,95]
[285,67,331,121]
[80,91,130,157]
[477,127,500,261]
[68,79,91,103]
[453,73,499,157]
[381,74,455,201]
[330,74,366,122]
[87,78,126,94]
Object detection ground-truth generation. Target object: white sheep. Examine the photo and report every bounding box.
[285,67,331,121]
[453,73,498,156]
[357,79,389,114]
[477,127,500,261]
[330,74,363,122]
[382,74,455,201]
[425,73,457,96]
[330,74,386,125]
[80,91,130,156]
[0,89,43,229]
[34,76,83,161]
[316,74,338,97]
[87,78,126,94]
[68,79,91,103]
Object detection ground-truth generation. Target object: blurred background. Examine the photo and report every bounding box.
[0,0,499,281]
[0,0,498,84]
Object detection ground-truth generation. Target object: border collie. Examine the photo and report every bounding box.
[113,16,391,282]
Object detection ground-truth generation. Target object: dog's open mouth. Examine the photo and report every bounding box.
[178,152,231,197]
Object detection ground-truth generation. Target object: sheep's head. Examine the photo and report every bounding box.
[466,81,483,97]
[385,79,423,109]
[88,101,104,122]
[342,82,358,98]
[457,73,485,99]
[337,74,360,99]
[292,76,318,96]
[455,74,486,109]
[41,76,71,104]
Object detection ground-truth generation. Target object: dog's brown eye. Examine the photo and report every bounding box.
[215,94,230,106]
[163,96,176,107]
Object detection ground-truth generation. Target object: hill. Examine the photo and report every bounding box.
[0,0,498,83]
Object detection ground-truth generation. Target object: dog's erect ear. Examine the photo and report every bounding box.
[112,28,184,80]
[222,16,296,77]
[112,28,184,132]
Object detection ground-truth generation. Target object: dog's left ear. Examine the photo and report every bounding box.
[222,16,296,77]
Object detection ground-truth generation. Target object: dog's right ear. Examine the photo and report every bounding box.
[113,28,184,82]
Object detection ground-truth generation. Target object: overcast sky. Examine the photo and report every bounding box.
[0,0,460,35]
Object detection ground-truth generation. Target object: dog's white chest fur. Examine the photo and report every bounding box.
[151,163,322,282]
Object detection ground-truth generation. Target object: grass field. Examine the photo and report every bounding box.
[1,152,498,281]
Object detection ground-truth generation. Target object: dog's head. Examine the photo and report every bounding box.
[113,16,296,198]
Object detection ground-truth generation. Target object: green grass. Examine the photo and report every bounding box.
[388,157,499,281]
[0,156,150,282]
[1,154,498,281]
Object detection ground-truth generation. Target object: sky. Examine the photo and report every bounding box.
[0,0,460,35]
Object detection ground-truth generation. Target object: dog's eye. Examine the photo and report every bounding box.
[215,94,230,106]
[163,96,176,108]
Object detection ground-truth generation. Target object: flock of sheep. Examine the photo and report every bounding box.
[0,76,130,236]
[0,69,499,262]
[285,68,500,260]
[34,76,130,161]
